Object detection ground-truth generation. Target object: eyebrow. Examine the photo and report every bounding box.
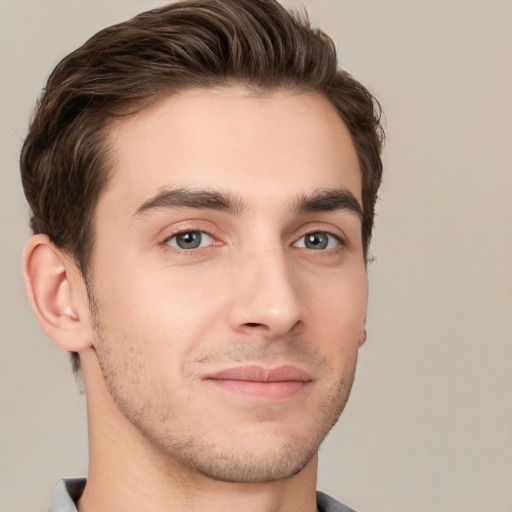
[133,186,363,220]
[133,188,247,217]
[293,189,363,219]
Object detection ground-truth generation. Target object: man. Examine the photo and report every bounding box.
[20,0,383,510]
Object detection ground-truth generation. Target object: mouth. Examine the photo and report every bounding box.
[205,365,313,401]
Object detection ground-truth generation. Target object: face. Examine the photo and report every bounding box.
[88,87,368,482]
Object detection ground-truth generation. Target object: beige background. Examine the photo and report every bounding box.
[1,1,511,511]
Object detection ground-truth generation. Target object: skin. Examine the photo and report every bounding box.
[23,87,368,512]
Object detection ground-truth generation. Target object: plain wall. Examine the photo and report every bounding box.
[1,1,511,511]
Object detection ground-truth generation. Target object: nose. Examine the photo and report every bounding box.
[226,245,304,339]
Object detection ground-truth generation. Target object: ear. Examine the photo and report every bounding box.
[358,327,367,347]
[21,234,93,352]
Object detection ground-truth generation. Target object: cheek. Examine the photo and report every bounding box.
[138,264,230,327]
[308,264,367,315]
[92,261,230,360]
[302,266,368,348]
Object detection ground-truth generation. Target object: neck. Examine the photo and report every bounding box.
[78,350,319,512]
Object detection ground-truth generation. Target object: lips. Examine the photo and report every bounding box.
[206,365,313,400]
[209,365,312,382]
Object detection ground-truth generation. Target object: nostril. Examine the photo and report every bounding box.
[245,322,265,328]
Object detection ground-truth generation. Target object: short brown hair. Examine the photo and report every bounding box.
[20,0,384,370]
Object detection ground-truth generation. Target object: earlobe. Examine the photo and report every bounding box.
[358,328,367,347]
[21,234,93,352]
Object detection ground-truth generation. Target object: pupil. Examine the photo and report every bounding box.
[306,233,327,250]
[177,231,201,249]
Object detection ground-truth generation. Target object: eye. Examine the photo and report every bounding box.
[294,232,340,250]
[166,230,213,250]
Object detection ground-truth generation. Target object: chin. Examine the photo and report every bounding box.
[178,439,318,483]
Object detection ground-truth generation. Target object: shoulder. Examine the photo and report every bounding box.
[316,490,358,512]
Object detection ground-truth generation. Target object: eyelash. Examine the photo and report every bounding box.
[161,228,345,254]
[161,228,216,252]
[294,231,345,251]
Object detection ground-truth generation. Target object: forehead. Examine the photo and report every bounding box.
[103,87,362,212]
